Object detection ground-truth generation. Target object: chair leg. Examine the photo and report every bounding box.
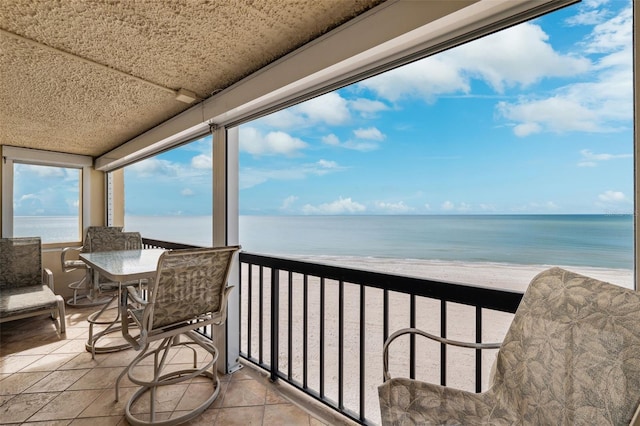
[122,332,221,426]
[52,295,66,334]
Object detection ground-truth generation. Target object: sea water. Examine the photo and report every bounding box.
[16,214,634,270]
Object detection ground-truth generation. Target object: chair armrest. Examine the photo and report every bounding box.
[61,246,87,271]
[42,268,54,291]
[125,286,147,306]
[383,327,502,381]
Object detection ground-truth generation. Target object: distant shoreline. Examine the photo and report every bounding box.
[274,254,635,291]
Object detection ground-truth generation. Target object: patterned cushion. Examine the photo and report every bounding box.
[0,285,59,317]
[379,267,640,426]
[0,237,42,289]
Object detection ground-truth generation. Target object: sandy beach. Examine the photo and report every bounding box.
[239,256,634,424]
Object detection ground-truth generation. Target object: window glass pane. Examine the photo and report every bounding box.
[238,0,634,289]
[13,163,81,243]
[123,134,213,246]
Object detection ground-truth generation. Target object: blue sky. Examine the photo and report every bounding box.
[50,0,627,218]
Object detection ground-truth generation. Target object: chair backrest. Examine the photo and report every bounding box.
[493,267,640,425]
[83,226,124,252]
[0,237,42,289]
[144,246,240,330]
[87,230,141,253]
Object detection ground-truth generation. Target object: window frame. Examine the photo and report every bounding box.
[1,146,92,246]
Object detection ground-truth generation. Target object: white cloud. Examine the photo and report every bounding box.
[191,154,211,169]
[598,190,626,202]
[302,197,366,214]
[181,188,194,196]
[260,92,351,129]
[16,164,65,178]
[498,5,632,136]
[584,3,631,53]
[322,133,381,151]
[578,149,632,166]
[239,159,345,189]
[128,158,179,177]
[322,134,340,146]
[374,201,413,213]
[281,195,298,210]
[353,127,385,141]
[359,22,589,102]
[441,201,455,211]
[349,97,389,118]
[239,127,308,156]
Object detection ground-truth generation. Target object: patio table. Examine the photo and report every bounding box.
[80,248,165,356]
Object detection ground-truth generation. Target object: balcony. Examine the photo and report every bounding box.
[0,238,524,424]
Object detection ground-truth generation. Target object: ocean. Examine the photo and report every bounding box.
[15,214,634,270]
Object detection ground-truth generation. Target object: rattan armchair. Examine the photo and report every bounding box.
[379,267,640,426]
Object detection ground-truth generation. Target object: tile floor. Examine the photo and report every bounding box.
[0,306,349,425]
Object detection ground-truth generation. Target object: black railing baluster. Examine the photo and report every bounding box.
[247,264,252,360]
[441,299,447,386]
[239,261,243,355]
[270,267,279,382]
[259,265,264,364]
[359,284,366,421]
[320,277,325,398]
[410,294,416,380]
[476,306,482,393]
[339,280,344,410]
[288,271,293,380]
[303,274,309,390]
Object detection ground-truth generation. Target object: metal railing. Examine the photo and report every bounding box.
[238,252,524,425]
[138,239,524,424]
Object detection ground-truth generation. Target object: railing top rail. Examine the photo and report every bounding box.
[240,251,523,313]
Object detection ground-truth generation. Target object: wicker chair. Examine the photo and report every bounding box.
[0,237,66,333]
[115,245,240,426]
[60,226,123,306]
[379,267,640,426]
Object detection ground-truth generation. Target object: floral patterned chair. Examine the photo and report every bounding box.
[60,226,123,306]
[0,237,66,333]
[116,245,241,426]
[379,267,640,426]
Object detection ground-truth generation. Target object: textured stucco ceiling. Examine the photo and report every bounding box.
[0,0,385,157]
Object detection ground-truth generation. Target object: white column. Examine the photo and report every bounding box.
[212,125,242,372]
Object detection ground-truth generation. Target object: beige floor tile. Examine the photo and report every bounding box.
[21,353,79,372]
[174,381,218,411]
[52,339,92,355]
[0,310,333,426]
[310,417,328,426]
[266,388,289,404]
[69,366,134,390]
[29,389,104,421]
[22,420,72,425]
[11,339,70,356]
[0,354,44,374]
[128,383,189,415]
[0,371,49,395]
[25,369,90,393]
[172,406,219,424]
[221,378,267,407]
[263,403,312,425]
[214,406,264,425]
[211,381,229,409]
[68,415,124,425]
[0,392,59,423]
[58,352,102,370]
[79,386,136,418]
